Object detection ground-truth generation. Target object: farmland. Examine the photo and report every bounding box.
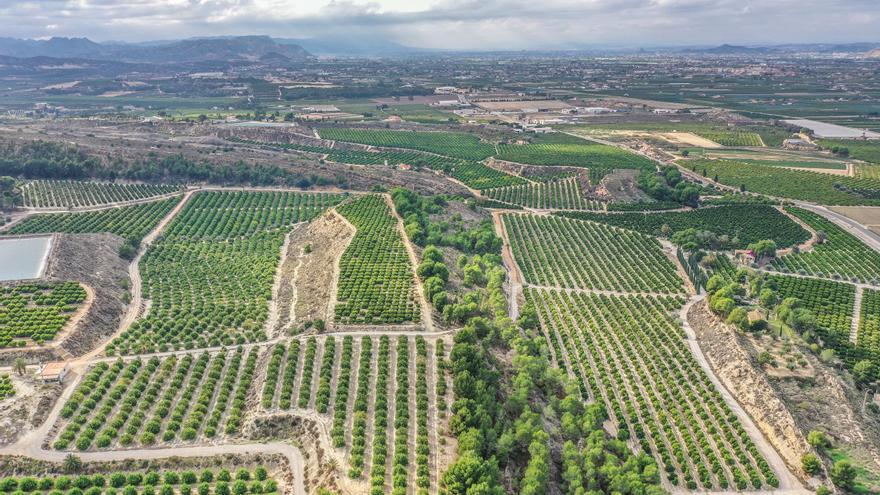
[0,375,12,400]
[0,281,87,347]
[495,141,655,170]
[816,139,880,164]
[106,191,342,355]
[483,177,601,210]
[334,195,420,324]
[764,275,856,351]
[20,181,182,209]
[52,347,257,450]
[695,131,764,147]
[526,289,777,490]
[503,214,683,293]
[771,207,880,284]
[260,335,449,491]
[317,128,495,161]
[0,467,280,494]
[859,289,880,368]
[6,198,181,241]
[686,159,880,205]
[557,205,810,249]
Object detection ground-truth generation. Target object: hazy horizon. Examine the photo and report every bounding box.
[2,0,879,51]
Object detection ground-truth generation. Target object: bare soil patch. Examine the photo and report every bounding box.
[0,374,62,447]
[275,212,355,331]
[43,233,130,357]
[660,132,723,148]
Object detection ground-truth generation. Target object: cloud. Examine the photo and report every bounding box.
[0,0,877,49]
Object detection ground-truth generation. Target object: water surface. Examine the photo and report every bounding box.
[0,236,52,281]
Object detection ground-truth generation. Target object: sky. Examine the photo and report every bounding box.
[1,0,879,50]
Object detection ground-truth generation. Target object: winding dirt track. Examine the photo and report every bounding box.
[678,295,806,494]
[82,189,195,360]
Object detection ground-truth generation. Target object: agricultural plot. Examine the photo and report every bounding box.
[771,208,880,284]
[228,137,457,169]
[695,131,763,147]
[687,159,880,205]
[557,205,810,249]
[0,281,87,347]
[495,141,655,170]
[107,191,342,355]
[20,180,182,209]
[856,164,880,180]
[6,198,181,241]
[450,162,526,190]
[0,467,280,494]
[334,195,420,324]
[483,177,603,210]
[817,139,880,164]
[764,275,855,346]
[858,289,880,368]
[0,375,14,400]
[503,214,683,294]
[162,191,344,238]
[317,128,495,161]
[53,347,257,450]
[527,288,777,490]
[260,335,449,493]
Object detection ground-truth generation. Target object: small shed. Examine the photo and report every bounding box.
[40,361,69,383]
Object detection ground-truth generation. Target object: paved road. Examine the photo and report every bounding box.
[796,203,880,253]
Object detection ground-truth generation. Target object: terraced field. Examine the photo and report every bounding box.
[483,177,603,210]
[53,347,257,450]
[503,213,683,293]
[106,191,343,355]
[558,205,810,249]
[771,207,880,284]
[20,180,182,208]
[526,289,777,490]
[260,335,451,493]
[6,198,181,241]
[334,195,420,324]
[0,281,87,347]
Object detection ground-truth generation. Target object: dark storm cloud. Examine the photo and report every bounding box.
[0,0,877,49]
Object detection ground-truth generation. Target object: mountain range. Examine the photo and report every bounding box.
[0,36,313,63]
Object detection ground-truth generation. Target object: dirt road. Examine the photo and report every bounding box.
[81,189,194,360]
[679,295,805,493]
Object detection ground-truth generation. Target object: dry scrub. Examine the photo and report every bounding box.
[689,300,811,480]
[275,212,355,331]
[43,233,130,357]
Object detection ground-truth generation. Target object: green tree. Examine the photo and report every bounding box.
[853,359,874,385]
[830,460,856,490]
[801,453,822,476]
[759,288,777,309]
[748,239,777,262]
[807,430,831,450]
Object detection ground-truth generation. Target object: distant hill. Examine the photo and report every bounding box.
[0,36,312,63]
[683,44,774,55]
[276,36,418,56]
[865,48,880,58]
